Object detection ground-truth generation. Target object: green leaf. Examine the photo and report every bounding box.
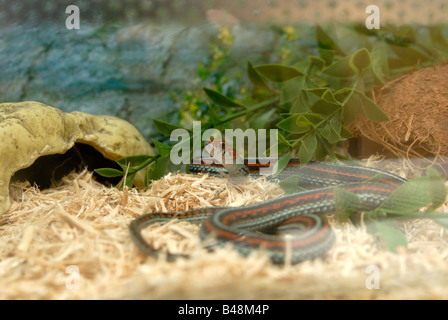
[207,102,219,126]
[122,172,137,189]
[310,99,340,115]
[298,134,317,164]
[371,43,389,84]
[321,89,340,105]
[342,92,363,124]
[94,168,123,178]
[254,64,303,82]
[307,88,327,97]
[357,92,389,122]
[279,175,302,194]
[349,48,372,73]
[428,26,448,50]
[153,119,189,136]
[318,49,335,65]
[272,150,292,178]
[314,135,332,160]
[318,121,343,144]
[380,169,446,214]
[116,155,153,171]
[334,187,361,222]
[387,44,431,68]
[330,110,342,133]
[308,56,326,73]
[294,59,310,74]
[280,77,301,104]
[277,114,311,134]
[355,77,366,93]
[296,113,325,127]
[323,56,356,78]
[333,88,353,104]
[265,137,290,158]
[425,167,447,209]
[153,140,172,157]
[277,132,292,147]
[353,23,379,37]
[247,60,273,92]
[145,155,171,183]
[266,142,290,158]
[382,25,416,46]
[250,108,277,129]
[316,25,345,56]
[432,216,448,229]
[340,126,354,139]
[203,88,244,108]
[374,220,408,252]
[290,93,310,113]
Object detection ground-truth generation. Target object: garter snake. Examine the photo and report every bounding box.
[129,140,407,264]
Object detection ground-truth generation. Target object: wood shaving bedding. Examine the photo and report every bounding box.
[0,167,448,299]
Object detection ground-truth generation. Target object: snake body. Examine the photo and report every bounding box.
[129,141,406,264]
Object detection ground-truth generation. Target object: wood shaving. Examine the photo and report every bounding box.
[0,168,448,299]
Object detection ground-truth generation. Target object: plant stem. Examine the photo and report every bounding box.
[204,96,280,130]
[128,155,159,173]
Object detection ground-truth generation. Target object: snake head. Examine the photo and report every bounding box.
[203,138,249,180]
[204,138,240,164]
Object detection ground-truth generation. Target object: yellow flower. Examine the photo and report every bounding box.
[282,26,298,41]
[218,27,233,46]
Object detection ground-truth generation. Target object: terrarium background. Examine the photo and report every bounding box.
[1,0,446,140]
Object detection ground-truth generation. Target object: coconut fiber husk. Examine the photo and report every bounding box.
[1,159,448,300]
[352,64,448,165]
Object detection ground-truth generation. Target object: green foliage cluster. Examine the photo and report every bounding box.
[95,140,171,189]
[168,23,446,173]
[360,168,447,251]
[175,26,242,128]
[335,168,447,252]
[96,23,448,253]
[98,22,448,188]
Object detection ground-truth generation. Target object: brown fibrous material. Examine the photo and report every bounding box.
[352,64,448,165]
